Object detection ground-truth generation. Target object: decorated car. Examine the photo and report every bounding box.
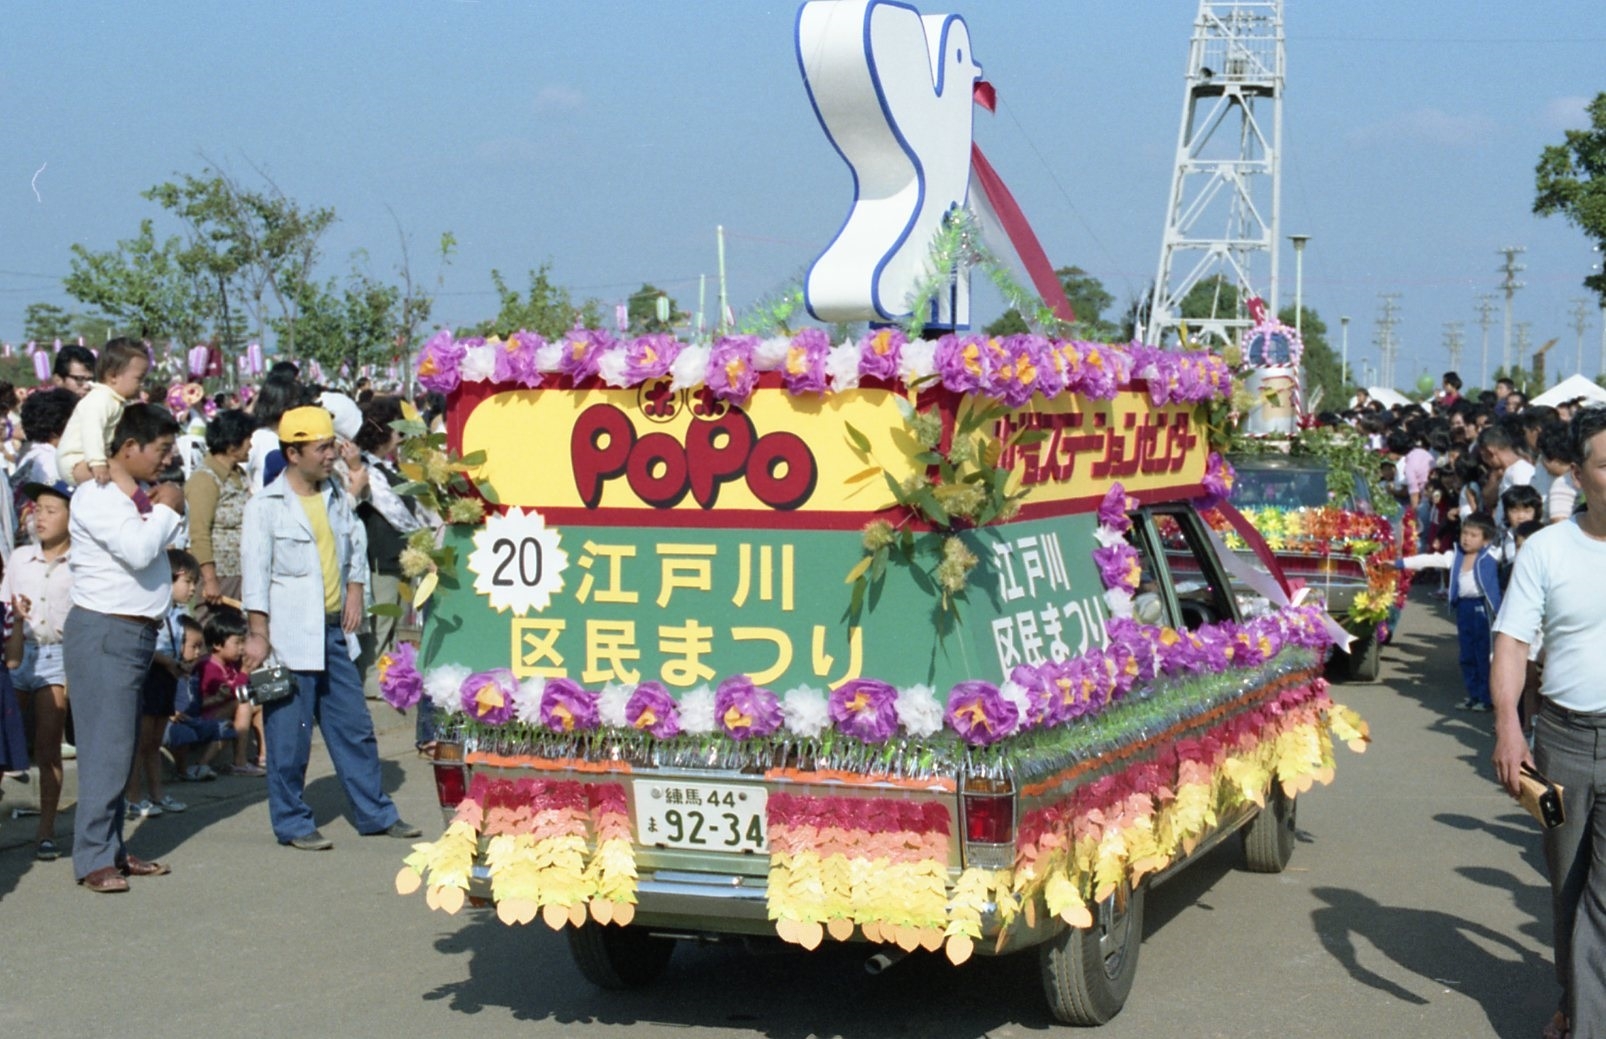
[382,0,1368,1027]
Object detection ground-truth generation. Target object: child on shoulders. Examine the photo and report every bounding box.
[56,339,149,486]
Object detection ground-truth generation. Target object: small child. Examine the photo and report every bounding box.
[198,608,264,777]
[125,549,203,819]
[1498,484,1543,558]
[57,338,149,485]
[163,616,230,780]
[1402,512,1503,712]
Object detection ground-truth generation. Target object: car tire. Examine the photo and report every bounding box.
[567,921,675,990]
[1242,784,1298,873]
[1039,882,1145,1026]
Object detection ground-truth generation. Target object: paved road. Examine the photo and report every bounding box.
[0,592,1557,1038]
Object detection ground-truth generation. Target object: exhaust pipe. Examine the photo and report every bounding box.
[864,949,908,975]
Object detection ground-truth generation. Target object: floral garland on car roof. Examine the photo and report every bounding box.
[413,327,1233,409]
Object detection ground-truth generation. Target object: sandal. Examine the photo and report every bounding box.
[35,838,59,862]
[1543,1009,1569,1039]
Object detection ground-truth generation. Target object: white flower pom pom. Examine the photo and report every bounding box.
[998,679,1032,726]
[1093,524,1128,548]
[598,683,633,729]
[825,342,862,392]
[1105,587,1135,620]
[424,664,471,717]
[596,348,632,388]
[898,337,937,384]
[895,684,943,738]
[679,686,716,734]
[514,677,546,726]
[669,343,711,392]
[781,686,830,738]
[534,341,564,373]
[753,336,792,371]
[459,342,497,383]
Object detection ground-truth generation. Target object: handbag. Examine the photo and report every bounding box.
[248,665,295,706]
[1518,763,1565,830]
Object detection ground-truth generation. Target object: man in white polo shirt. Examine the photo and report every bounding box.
[64,403,183,893]
[1493,405,1606,1039]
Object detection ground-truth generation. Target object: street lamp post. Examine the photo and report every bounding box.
[1340,314,1350,394]
[1289,234,1310,338]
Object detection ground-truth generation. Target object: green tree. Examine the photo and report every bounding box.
[65,218,213,343]
[1179,275,1244,326]
[22,303,76,344]
[280,267,402,376]
[626,283,687,334]
[1534,92,1606,300]
[474,265,601,339]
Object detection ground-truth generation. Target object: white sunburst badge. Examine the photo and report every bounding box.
[467,507,569,615]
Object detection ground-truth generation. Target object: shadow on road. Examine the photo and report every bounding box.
[1310,885,1554,1038]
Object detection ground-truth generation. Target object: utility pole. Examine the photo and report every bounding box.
[1443,321,1464,373]
[1374,293,1401,387]
[1340,315,1350,389]
[1515,321,1532,387]
[1474,292,1497,388]
[1289,234,1309,338]
[1498,246,1526,375]
[1570,297,1593,376]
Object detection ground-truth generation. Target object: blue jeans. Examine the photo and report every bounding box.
[1455,599,1491,706]
[263,623,398,842]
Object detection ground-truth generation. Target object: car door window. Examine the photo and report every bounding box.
[1147,508,1238,631]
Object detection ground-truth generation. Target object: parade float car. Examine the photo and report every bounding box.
[1215,453,1408,682]
[381,328,1368,1027]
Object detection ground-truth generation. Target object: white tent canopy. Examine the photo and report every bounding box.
[1366,386,1412,408]
[1530,373,1606,408]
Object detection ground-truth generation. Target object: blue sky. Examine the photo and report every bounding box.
[3,1,1604,391]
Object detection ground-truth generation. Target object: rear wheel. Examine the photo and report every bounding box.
[1242,784,1298,873]
[567,921,675,989]
[1040,882,1145,1026]
[1334,630,1381,683]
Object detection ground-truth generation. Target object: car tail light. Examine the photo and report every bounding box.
[962,775,1016,866]
[432,741,467,809]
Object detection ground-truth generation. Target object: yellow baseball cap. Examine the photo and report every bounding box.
[278,406,336,443]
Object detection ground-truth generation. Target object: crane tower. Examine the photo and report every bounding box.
[1146,1,1285,349]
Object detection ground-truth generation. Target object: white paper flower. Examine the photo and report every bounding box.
[781,686,830,738]
[424,664,471,717]
[1093,525,1128,548]
[514,677,546,726]
[534,342,564,372]
[753,335,792,371]
[895,684,943,737]
[1105,588,1135,620]
[595,349,632,387]
[460,343,497,383]
[598,682,633,729]
[899,338,937,384]
[679,686,716,734]
[669,344,711,392]
[998,679,1032,724]
[825,342,862,392]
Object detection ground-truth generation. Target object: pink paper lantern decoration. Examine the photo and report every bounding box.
[32,351,51,382]
[187,345,210,378]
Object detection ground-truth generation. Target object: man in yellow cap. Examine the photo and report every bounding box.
[240,405,419,850]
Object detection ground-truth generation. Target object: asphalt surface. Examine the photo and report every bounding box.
[0,590,1558,1038]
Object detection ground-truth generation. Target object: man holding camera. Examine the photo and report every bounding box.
[241,406,418,850]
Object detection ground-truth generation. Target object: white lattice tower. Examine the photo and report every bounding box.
[1145,1,1284,349]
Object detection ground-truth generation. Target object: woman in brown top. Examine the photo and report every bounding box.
[185,409,255,606]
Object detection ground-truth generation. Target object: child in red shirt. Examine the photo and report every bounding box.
[198,608,263,777]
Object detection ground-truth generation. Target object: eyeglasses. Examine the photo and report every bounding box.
[62,373,90,385]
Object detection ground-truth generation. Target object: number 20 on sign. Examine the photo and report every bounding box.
[467,508,570,615]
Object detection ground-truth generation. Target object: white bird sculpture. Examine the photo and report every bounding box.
[798,0,982,327]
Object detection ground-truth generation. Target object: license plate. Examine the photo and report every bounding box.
[633,779,767,853]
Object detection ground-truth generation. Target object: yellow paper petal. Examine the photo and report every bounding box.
[919,928,945,953]
[439,886,465,915]
[395,868,422,896]
[826,917,855,942]
[591,899,615,926]
[412,570,439,609]
[613,902,636,927]
[496,900,521,925]
[945,934,974,966]
[568,902,589,928]
[542,903,569,930]
[425,884,443,911]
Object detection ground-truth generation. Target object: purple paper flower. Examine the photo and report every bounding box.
[715,675,783,739]
[991,335,1055,407]
[781,328,831,394]
[622,334,681,383]
[1093,541,1142,593]
[460,668,519,726]
[559,329,613,383]
[1200,453,1236,506]
[1008,664,1056,730]
[1097,483,1138,534]
[624,682,681,740]
[858,327,905,382]
[1106,617,1158,684]
[1072,342,1119,399]
[828,678,900,743]
[935,334,992,394]
[706,336,761,403]
[376,642,423,711]
[540,677,601,733]
[416,329,465,395]
[945,680,1020,746]
[494,330,546,388]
